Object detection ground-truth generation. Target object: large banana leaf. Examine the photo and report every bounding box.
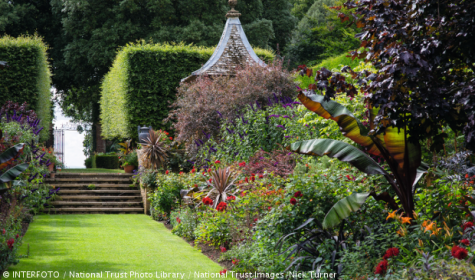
[297,92,384,156]
[383,126,422,188]
[289,139,388,176]
[0,143,25,170]
[0,163,29,190]
[322,192,371,229]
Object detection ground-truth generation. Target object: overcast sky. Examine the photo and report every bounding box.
[53,103,86,169]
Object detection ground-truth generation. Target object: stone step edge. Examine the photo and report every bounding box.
[59,190,140,194]
[50,201,142,205]
[46,208,144,212]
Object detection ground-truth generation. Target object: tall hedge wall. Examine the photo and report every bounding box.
[0,35,52,141]
[100,42,274,140]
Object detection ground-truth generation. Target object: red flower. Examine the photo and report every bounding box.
[202,197,213,206]
[374,260,388,275]
[245,177,249,183]
[176,217,181,224]
[226,196,236,201]
[460,239,470,246]
[165,131,169,135]
[232,259,239,265]
[250,176,255,182]
[294,191,303,198]
[217,202,227,211]
[215,160,221,164]
[179,171,183,175]
[239,162,246,167]
[42,148,45,151]
[7,238,15,250]
[208,178,212,183]
[452,245,468,259]
[268,206,272,211]
[290,198,297,205]
[463,221,474,231]
[383,247,399,259]
[165,170,169,175]
[219,269,227,275]
[191,168,196,173]
[1,229,5,235]
[251,173,255,176]
[208,168,212,173]
[169,137,173,140]
[254,218,258,222]
[220,246,227,253]
[15,234,19,239]
[258,174,264,179]
[466,174,469,178]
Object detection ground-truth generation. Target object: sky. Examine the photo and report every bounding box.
[53,103,86,169]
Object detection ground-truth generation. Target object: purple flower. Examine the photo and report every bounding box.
[28,173,38,183]
[284,136,291,138]
[195,140,201,147]
[226,128,234,134]
[241,116,248,124]
[256,101,261,109]
[205,159,211,162]
[217,111,223,118]
[269,115,280,118]
[277,125,285,129]
[282,115,290,119]
[292,101,301,105]
[234,152,239,156]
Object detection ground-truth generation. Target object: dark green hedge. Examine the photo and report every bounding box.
[100,42,274,139]
[0,35,52,141]
[95,155,119,169]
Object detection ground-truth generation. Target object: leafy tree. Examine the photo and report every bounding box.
[285,0,360,66]
[289,0,316,20]
[316,0,475,151]
[2,0,295,151]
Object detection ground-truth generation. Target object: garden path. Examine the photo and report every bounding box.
[8,215,232,279]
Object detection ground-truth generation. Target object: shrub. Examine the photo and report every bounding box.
[170,205,200,241]
[100,42,274,140]
[124,150,138,167]
[242,149,297,178]
[0,35,52,141]
[95,155,119,169]
[169,59,295,147]
[84,157,93,168]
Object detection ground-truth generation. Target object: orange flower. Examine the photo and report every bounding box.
[401,216,412,224]
[386,210,397,220]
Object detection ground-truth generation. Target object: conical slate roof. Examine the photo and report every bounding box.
[181,0,266,83]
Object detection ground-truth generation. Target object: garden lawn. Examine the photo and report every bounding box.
[8,215,232,279]
[58,168,125,173]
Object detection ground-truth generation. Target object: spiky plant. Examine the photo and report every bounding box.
[203,167,238,209]
[141,129,168,170]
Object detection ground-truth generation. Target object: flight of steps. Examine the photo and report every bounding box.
[44,173,144,214]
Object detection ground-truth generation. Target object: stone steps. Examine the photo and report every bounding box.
[45,172,144,214]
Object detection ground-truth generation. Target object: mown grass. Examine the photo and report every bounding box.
[9,215,232,279]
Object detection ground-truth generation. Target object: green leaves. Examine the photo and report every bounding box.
[0,163,29,190]
[322,192,370,229]
[289,139,387,176]
[297,92,384,157]
[0,143,25,170]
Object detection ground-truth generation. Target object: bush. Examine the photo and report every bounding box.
[169,60,295,151]
[124,150,138,167]
[0,35,52,141]
[95,155,119,169]
[100,42,274,140]
[84,157,93,169]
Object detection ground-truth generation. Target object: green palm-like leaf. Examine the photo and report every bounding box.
[322,192,371,229]
[289,139,387,176]
[384,126,422,187]
[0,163,29,190]
[0,143,25,170]
[298,92,384,156]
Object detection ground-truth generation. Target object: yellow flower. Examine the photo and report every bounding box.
[401,216,412,224]
[386,210,397,220]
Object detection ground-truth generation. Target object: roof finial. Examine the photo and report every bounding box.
[226,0,241,18]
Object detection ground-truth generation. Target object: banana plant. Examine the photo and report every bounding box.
[0,130,29,191]
[289,92,429,226]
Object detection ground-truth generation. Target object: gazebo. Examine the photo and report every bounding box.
[181,0,266,83]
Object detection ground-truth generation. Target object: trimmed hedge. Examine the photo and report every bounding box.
[0,35,52,141]
[95,155,119,169]
[100,42,274,139]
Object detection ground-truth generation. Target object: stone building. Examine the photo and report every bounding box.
[181,0,266,83]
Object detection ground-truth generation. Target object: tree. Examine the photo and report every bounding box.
[285,0,360,66]
[316,0,475,151]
